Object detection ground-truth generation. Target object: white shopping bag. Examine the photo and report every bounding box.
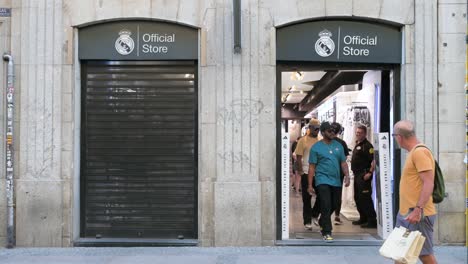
[379,226,426,264]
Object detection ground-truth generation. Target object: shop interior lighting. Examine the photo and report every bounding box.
[295,71,303,81]
[290,71,304,81]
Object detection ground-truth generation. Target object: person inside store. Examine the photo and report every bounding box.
[294,119,321,230]
[291,136,301,194]
[307,121,350,242]
[330,122,350,225]
[350,125,377,228]
[393,120,437,264]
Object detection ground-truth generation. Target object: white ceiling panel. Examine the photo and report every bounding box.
[281,71,326,103]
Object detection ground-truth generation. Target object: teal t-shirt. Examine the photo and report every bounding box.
[309,140,346,187]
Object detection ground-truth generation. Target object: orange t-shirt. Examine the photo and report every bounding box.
[399,144,436,216]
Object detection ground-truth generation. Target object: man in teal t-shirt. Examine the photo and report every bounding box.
[307,121,350,242]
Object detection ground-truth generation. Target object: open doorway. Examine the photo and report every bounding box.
[277,64,399,243]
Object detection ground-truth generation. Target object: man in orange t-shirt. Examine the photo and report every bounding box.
[393,120,437,264]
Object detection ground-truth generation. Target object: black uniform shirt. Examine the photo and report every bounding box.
[334,137,350,178]
[334,137,350,156]
[351,138,374,172]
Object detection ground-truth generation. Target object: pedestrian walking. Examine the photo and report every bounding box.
[393,120,437,264]
[294,119,322,230]
[330,122,350,225]
[307,121,350,242]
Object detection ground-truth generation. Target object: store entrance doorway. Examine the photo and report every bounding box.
[276,63,400,244]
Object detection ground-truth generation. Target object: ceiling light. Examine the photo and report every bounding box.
[295,71,304,81]
[290,71,304,81]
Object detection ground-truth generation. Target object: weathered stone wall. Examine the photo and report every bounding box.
[437,0,467,244]
[4,0,465,247]
[11,0,65,247]
[0,0,12,247]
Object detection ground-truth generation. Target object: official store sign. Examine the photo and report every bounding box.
[79,21,197,60]
[277,20,402,64]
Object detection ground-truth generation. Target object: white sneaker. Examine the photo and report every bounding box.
[312,217,319,226]
[304,223,313,230]
[334,216,342,225]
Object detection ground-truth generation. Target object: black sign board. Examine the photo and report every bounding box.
[79,21,198,60]
[277,20,402,64]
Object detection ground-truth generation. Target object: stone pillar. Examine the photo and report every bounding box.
[200,0,268,246]
[14,0,65,247]
[436,0,467,244]
[410,0,438,149]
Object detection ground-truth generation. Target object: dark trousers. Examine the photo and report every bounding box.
[334,174,344,216]
[300,174,320,225]
[316,184,341,236]
[353,171,377,223]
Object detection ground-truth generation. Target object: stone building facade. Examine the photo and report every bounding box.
[0,0,465,247]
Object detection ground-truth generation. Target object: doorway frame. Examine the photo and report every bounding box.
[72,19,200,246]
[275,62,401,245]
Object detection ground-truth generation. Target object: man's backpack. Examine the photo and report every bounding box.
[414,145,445,203]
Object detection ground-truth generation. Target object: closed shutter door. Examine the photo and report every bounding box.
[81,61,197,239]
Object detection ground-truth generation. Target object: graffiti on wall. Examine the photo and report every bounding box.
[217,99,265,128]
[217,151,254,167]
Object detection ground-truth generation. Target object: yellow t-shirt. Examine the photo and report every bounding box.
[294,136,319,173]
[399,144,436,216]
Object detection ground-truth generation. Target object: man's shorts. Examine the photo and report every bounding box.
[396,209,436,256]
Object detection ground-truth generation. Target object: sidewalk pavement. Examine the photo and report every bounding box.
[0,246,466,264]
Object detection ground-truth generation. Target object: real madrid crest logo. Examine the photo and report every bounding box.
[115,29,135,55]
[315,30,335,57]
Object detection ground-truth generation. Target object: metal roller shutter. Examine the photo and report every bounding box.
[81,61,197,239]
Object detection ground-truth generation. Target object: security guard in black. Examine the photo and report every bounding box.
[350,125,377,228]
[351,139,373,173]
